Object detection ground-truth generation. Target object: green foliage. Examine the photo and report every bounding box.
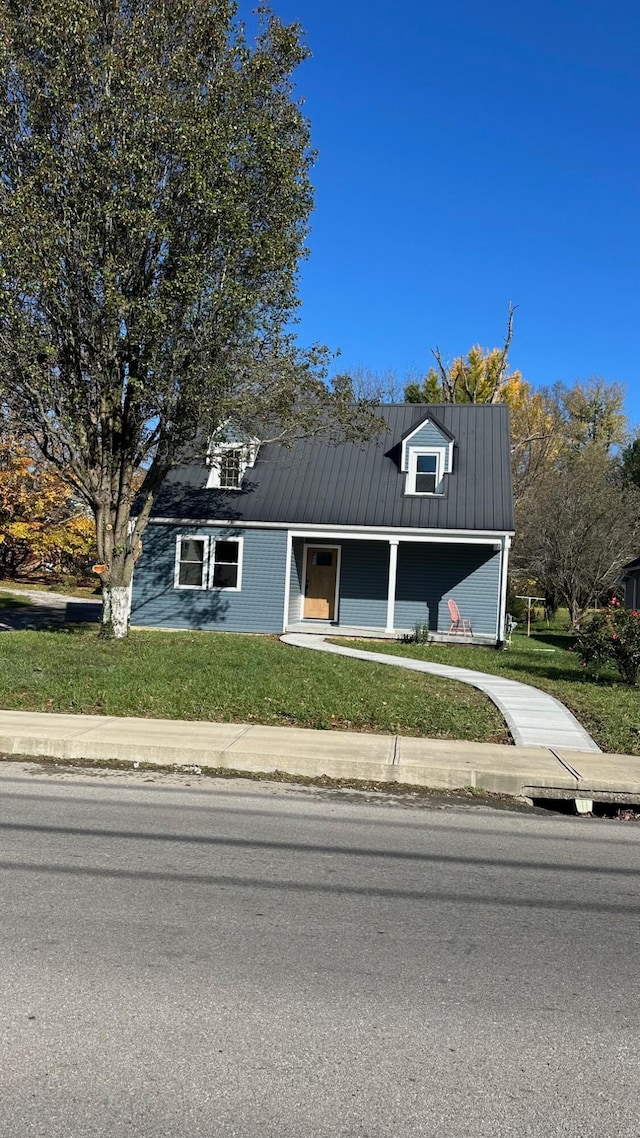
[0,1,377,621]
[574,600,640,686]
[405,369,443,404]
[408,619,431,643]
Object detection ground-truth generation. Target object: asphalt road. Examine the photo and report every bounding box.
[1,764,639,1138]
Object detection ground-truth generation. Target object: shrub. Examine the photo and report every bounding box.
[401,619,431,644]
[574,599,640,685]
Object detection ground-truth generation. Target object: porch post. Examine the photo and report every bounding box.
[497,534,511,643]
[386,539,399,633]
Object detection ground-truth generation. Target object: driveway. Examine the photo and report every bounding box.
[0,587,101,631]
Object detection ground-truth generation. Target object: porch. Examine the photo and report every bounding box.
[284,620,496,645]
[285,534,508,645]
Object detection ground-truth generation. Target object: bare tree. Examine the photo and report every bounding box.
[514,447,640,625]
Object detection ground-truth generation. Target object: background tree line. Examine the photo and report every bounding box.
[360,318,640,625]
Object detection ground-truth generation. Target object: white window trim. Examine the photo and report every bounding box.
[208,535,244,593]
[401,421,453,472]
[300,543,342,622]
[206,442,259,490]
[174,535,244,592]
[174,535,210,590]
[405,447,446,496]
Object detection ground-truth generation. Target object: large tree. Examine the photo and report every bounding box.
[0,0,369,635]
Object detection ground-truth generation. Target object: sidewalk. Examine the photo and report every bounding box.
[1,709,639,803]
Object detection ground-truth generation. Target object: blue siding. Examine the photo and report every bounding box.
[131,524,288,633]
[394,543,500,636]
[288,538,304,622]
[293,539,389,626]
[132,527,501,639]
[337,540,389,627]
[405,421,450,453]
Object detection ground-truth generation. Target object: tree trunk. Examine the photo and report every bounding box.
[101,582,131,638]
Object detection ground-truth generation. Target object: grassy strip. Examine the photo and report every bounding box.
[0,579,99,598]
[332,630,640,756]
[0,627,509,742]
[0,592,32,609]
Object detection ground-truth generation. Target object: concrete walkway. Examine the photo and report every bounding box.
[281,633,601,753]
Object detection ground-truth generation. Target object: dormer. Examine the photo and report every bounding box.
[205,424,260,491]
[400,413,454,497]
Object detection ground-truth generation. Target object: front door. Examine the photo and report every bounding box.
[303,546,338,620]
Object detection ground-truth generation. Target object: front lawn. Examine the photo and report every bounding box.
[333,631,640,755]
[0,628,509,741]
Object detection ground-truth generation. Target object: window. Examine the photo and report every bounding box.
[175,536,243,591]
[219,448,243,490]
[415,454,438,494]
[211,540,241,589]
[206,440,259,490]
[406,448,444,495]
[176,538,207,588]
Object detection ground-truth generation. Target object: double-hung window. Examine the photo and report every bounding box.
[406,448,444,495]
[210,540,241,589]
[176,538,207,588]
[219,449,243,490]
[175,536,243,591]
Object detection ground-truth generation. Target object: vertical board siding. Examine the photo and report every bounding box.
[131,524,288,632]
[394,543,500,635]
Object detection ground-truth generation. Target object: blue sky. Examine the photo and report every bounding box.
[248,1,639,422]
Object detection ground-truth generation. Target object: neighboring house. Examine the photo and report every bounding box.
[620,556,640,609]
[130,404,515,643]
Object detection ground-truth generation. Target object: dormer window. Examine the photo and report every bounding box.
[219,448,243,490]
[399,412,454,496]
[206,441,259,490]
[406,447,445,495]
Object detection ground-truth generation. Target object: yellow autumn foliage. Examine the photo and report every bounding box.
[0,429,95,575]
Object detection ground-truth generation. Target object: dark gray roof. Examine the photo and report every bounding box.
[151,404,514,532]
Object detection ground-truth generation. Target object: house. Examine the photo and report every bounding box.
[130,403,515,643]
[620,556,640,609]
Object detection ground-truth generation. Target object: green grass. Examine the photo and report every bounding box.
[0,627,508,741]
[332,629,640,755]
[0,592,32,609]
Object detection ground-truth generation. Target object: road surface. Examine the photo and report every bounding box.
[1,763,639,1137]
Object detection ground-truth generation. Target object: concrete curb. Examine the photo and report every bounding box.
[2,710,636,802]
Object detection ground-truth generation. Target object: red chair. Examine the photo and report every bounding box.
[447,598,472,635]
